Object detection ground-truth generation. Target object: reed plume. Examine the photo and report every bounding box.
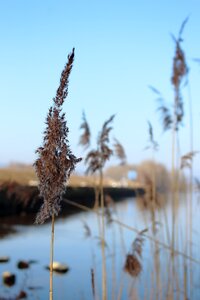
[168,21,189,285]
[171,17,189,131]
[34,48,81,300]
[124,229,147,277]
[85,114,115,174]
[79,111,91,149]
[145,121,159,151]
[34,48,81,224]
[180,151,198,169]
[149,86,172,132]
[113,138,127,165]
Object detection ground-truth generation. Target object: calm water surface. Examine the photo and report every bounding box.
[0,193,200,299]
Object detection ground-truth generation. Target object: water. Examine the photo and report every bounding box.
[0,193,200,299]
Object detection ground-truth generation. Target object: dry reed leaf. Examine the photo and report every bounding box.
[195,178,200,196]
[180,151,198,169]
[104,194,114,206]
[90,268,95,298]
[104,206,113,225]
[145,121,159,151]
[95,236,109,249]
[148,85,162,96]
[82,220,92,238]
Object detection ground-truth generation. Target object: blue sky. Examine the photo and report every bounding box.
[0,0,200,175]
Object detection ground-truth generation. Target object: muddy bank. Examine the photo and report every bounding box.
[0,182,144,217]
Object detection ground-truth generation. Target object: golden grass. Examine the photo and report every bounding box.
[0,167,37,185]
[0,166,143,190]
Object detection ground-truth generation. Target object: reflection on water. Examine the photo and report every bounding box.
[0,194,200,299]
[0,225,17,240]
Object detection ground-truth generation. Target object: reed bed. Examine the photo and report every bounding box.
[1,17,200,300]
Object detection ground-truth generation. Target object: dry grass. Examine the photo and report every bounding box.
[0,166,37,185]
[0,166,143,191]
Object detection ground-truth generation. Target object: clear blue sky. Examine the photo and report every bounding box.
[0,0,200,175]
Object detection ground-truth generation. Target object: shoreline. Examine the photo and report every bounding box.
[0,182,144,217]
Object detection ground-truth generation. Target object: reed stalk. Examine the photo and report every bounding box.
[82,114,115,300]
[188,82,194,299]
[49,214,55,300]
[99,168,107,300]
[34,49,81,300]
[171,17,188,257]
[146,121,161,299]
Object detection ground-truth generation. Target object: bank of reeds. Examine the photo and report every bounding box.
[1,17,199,300]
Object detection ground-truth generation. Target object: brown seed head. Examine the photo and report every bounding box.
[124,229,147,277]
[34,49,81,224]
[171,18,189,130]
[113,138,127,165]
[85,115,115,173]
[124,254,142,277]
[79,111,91,149]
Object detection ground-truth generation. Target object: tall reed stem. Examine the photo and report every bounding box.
[188,80,194,300]
[171,123,176,255]
[100,169,107,300]
[49,214,55,300]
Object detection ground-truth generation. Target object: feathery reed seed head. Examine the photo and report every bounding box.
[124,254,142,277]
[34,48,81,224]
[79,111,91,149]
[180,151,198,169]
[171,18,189,130]
[85,115,115,174]
[149,86,173,132]
[113,138,127,165]
[124,230,147,277]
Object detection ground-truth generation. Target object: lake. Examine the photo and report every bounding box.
[0,193,200,299]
